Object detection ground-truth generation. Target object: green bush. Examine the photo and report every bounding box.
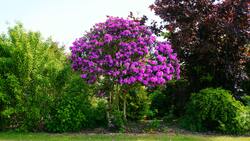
[126,85,151,120]
[150,89,170,118]
[0,24,67,131]
[45,75,109,132]
[109,109,125,131]
[182,88,249,134]
[0,24,110,131]
[87,98,108,128]
[45,92,90,132]
[45,76,92,132]
[0,74,23,130]
[150,80,189,118]
[242,95,250,106]
[21,95,52,131]
[148,119,161,129]
[242,95,250,129]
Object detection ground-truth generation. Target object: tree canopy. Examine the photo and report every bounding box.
[150,0,249,93]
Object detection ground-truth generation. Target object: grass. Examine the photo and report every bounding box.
[0,132,249,141]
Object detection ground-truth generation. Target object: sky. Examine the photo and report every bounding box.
[0,0,158,50]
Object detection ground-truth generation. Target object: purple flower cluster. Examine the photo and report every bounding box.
[70,17,180,86]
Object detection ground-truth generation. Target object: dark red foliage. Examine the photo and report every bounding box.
[151,0,249,94]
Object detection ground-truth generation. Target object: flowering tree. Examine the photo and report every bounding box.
[70,16,180,123]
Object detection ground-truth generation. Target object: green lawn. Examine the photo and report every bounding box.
[0,132,249,141]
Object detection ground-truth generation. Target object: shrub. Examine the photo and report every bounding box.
[150,89,170,118]
[150,79,189,118]
[126,85,151,120]
[21,93,53,131]
[182,88,249,134]
[45,74,110,132]
[45,76,92,132]
[0,24,67,131]
[87,98,108,128]
[148,119,161,129]
[242,95,250,106]
[109,109,125,132]
[45,92,90,132]
[0,74,23,130]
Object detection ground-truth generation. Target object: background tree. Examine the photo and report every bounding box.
[0,24,66,130]
[150,0,249,94]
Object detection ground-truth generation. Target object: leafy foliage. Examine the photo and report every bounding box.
[182,88,249,134]
[126,85,151,120]
[87,98,108,128]
[150,0,249,93]
[109,109,125,131]
[45,76,91,132]
[0,24,66,131]
[150,80,189,118]
[242,95,250,106]
[242,58,250,95]
[0,24,111,132]
[45,74,108,132]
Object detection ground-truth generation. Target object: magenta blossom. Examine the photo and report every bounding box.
[70,16,180,87]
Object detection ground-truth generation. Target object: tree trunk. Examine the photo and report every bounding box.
[107,88,114,128]
[123,92,127,121]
